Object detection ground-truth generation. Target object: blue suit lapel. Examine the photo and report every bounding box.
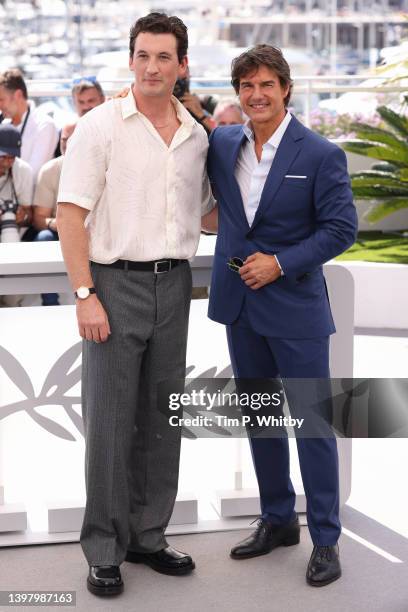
[250,115,305,231]
[226,129,250,230]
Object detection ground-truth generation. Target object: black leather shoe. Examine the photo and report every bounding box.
[125,545,195,575]
[87,565,123,596]
[230,515,300,559]
[306,544,341,587]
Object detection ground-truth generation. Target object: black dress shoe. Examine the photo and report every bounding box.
[306,544,341,587]
[125,545,195,575]
[230,515,300,559]
[87,565,123,596]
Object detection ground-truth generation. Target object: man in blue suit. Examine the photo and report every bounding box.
[203,45,357,586]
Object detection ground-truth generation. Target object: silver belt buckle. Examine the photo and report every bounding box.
[154,260,171,274]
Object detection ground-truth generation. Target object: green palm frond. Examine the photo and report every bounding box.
[342,101,408,225]
[352,185,408,198]
[377,106,408,138]
[371,162,399,173]
[344,140,408,166]
[399,168,408,181]
[364,198,408,223]
[353,168,408,183]
[350,123,408,150]
[351,172,408,193]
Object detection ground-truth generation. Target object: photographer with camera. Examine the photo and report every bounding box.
[0,123,33,306]
[174,68,216,135]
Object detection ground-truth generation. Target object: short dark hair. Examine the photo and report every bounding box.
[231,45,293,107]
[0,68,28,99]
[71,79,104,98]
[129,12,188,63]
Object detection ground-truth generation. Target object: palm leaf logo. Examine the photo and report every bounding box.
[1,345,233,441]
[0,343,82,441]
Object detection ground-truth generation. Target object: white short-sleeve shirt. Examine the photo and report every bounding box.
[58,89,214,264]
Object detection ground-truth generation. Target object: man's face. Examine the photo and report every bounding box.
[73,87,105,117]
[216,106,244,126]
[0,155,15,174]
[238,65,289,127]
[129,32,187,98]
[0,86,19,119]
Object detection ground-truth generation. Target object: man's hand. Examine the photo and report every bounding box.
[76,294,111,343]
[180,93,205,117]
[239,253,281,290]
[201,204,218,233]
[16,205,32,226]
[47,217,57,232]
[113,87,130,99]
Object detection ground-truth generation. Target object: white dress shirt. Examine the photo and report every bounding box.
[14,103,59,182]
[58,89,214,264]
[235,111,292,227]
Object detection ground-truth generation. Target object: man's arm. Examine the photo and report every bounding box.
[56,202,110,343]
[33,163,57,231]
[241,146,358,288]
[33,206,57,231]
[201,204,218,233]
[276,146,358,280]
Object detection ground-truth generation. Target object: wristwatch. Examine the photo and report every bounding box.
[74,286,96,300]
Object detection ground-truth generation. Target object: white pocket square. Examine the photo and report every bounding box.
[285,175,307,179]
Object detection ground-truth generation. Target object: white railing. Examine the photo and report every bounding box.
[26,74,407,127]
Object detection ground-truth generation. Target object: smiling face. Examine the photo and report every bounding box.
[238,65,289,129]
[129,32,187,99]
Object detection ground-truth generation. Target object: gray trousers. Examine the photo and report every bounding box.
[80,261,192,565]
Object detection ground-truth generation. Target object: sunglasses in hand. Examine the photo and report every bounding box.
[227,256,245,273]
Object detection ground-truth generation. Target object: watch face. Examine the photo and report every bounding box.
[77,286,90,299]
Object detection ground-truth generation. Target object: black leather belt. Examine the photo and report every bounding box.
[92,259,186,273]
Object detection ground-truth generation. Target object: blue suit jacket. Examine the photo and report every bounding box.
[207,115,358,339]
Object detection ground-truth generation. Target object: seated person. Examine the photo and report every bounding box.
[0,123,33,306]
[174,68,216,135]
[32,121,77,306]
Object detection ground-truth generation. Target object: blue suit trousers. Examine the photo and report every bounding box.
[226,302,341,546]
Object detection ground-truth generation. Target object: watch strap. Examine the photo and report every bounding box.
[74,287,96,299]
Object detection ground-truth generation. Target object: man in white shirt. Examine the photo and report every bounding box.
[57,12,214,597]
[0,69,59,182]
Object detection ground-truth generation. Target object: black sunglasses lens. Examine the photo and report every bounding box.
[231,257,243,268]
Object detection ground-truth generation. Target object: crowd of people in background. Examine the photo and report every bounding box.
[0,67,245,307]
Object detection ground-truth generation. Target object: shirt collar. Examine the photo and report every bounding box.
[243,111,292,148]
[120,87,195,128]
